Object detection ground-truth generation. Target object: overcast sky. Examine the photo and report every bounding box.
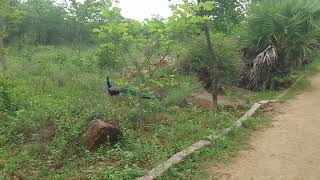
[118,0,182,21]
[56,0,183,21]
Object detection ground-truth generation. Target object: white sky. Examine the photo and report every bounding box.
[56,0,183,21]
[117,0,182,21]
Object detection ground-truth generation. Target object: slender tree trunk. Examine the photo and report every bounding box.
[150,53,168,77]
[203,23,219,109]
[0,36,9,80]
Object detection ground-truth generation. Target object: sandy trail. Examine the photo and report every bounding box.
[205,73,320,180]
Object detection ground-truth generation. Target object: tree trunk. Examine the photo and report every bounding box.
[0,35,9,80]
[203,23,218,109]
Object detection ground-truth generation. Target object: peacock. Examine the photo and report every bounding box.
[106,77,159,100]
[106,77,122,96]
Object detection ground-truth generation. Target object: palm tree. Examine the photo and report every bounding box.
[239,0,320,90]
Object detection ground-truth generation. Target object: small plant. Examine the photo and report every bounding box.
[0,78,15,113]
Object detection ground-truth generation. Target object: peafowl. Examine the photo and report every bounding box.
[106,77,159,100]
[106,77,122,96]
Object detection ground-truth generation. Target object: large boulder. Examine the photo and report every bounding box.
[84,120,122,151]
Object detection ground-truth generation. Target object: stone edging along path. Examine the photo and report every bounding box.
[137,75,304,180]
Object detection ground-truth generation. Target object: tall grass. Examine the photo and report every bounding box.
[162,76,199,107]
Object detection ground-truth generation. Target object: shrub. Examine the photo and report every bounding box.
[162,76,199,107]
[179,33,240,87]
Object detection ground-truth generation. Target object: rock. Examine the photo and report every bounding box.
[84,120,122,151]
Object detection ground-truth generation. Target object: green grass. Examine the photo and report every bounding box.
[2,46,319,179]
[0,46,244,179]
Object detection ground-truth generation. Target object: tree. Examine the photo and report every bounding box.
[93,1,138,69]
[0,0,21,79]
[68,0,106,46]
[95,1,171,78]
[19,0,66,45]
[205,0,247,32]
[140,17,172,77]
[14,0,105,46]
[169,0,219,109]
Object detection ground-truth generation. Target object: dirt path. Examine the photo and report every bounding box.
[205,74,320,180]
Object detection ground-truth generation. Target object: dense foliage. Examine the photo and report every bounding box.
[6,0,104,46]
[206,0,247,32]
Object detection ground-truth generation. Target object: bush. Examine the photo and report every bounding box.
[96,46,121,69]
[179,33,240,86]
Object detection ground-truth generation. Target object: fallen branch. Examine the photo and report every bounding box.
[138,74,306,179]
[138,140,212,180]
[138,100,270,180]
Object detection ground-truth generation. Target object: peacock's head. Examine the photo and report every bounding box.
[106,77,112,88]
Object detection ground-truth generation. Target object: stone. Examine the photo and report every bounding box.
[84,120,122,151]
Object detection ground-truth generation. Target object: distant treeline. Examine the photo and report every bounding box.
[7,0,106,47]
[5,0,246,47]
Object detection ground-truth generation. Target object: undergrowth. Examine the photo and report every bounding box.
[0,46,241,179]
